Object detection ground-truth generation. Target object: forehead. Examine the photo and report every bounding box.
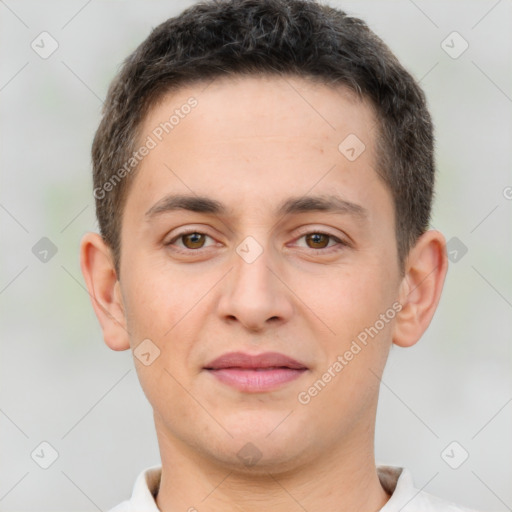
[141,74,377,148]
[128,74,385,217]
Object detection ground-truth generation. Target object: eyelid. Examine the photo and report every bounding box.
[290,234,347,253]
[291,225,351,246]
[165,226,351,253]
[165,228,217,249]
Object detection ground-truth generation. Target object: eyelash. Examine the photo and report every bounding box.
[166,229,349,254]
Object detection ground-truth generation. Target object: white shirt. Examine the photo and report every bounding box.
[108,465,480,511]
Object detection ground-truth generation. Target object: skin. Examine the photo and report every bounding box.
[81,74,448,512]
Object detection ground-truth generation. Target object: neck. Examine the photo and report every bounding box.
[154,419,390,512]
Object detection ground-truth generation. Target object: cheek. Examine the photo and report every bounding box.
[121,262,220,395]
[294,268,395,432]
[122,261,207,340]
[123,269,205,411]
[327,265,397,372]
[298,262,397,342]
[295,260,398,409]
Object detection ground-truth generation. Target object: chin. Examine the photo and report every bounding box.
[209,438,310,476]
[221,407,299,441]
[201,417,313,475]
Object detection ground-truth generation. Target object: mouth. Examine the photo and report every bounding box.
[203,351,308,393]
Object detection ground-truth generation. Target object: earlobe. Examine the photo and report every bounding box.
[80,232,131,351]
[392,230,448,348]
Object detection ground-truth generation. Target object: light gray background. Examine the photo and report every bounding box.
[1,1,511,510]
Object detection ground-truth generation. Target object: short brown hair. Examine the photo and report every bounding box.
[92,0,435,274]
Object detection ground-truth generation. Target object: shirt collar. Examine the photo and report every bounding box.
[119,464,425,511]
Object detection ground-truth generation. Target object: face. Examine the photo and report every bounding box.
[116,75,403,472]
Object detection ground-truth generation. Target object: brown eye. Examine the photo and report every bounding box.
[166,230,217,253]
[182,232,206,249]
[305,233,330,249]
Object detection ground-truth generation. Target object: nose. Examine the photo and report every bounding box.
[216,240,294,332]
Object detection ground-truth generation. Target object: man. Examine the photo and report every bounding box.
[80,0,478,510]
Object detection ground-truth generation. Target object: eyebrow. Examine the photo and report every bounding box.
[145,193,368,221]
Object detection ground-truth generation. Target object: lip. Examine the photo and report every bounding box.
[204,351,308,393]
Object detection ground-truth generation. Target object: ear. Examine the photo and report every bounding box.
[80,232,130,351]
[393,230,448,348]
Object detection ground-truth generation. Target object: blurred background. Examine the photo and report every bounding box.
[0,1,511,510]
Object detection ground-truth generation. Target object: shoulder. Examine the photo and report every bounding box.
[378,465,481,512]
[402,488,482,512]
[107,501,133,512]
[106,465,162,512]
